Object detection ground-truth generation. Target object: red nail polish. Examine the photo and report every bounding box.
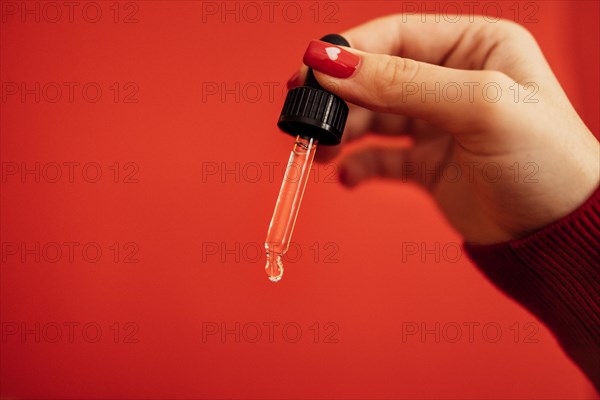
[286,71,301,90]
[303,40,359,79]
[339,167,349,185]
[339,166,355,187]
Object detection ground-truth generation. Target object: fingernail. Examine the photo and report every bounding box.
[286,71,301,90]
[339,166,355,187]
[339,167,348,185]
[303,40,359,79]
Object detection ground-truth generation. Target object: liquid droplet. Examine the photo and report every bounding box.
[265,252,284,283]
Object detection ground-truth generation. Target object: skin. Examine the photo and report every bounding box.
[291,15,600,244]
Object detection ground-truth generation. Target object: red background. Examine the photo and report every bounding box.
[1,1,599,398]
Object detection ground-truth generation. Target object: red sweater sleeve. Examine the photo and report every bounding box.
[464,187,600,390]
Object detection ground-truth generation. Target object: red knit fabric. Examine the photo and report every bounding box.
[464,187,600,390]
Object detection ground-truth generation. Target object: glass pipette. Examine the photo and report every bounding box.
[265,135,317,282]
[264,33,351,282]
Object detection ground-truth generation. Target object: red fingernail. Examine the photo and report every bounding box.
[339,166,355,187]
[286,71,301,90]
[303,40,359,79]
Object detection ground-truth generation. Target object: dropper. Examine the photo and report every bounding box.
[264,34,351,282]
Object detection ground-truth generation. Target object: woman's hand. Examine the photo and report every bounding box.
[290,15,599,244]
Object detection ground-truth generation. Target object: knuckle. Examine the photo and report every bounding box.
[373,55,420,108]
[471,17,539,49]
[493,18,538,45]
[481,70,511,86]
[500,19,535,37]
[475,71,515,120]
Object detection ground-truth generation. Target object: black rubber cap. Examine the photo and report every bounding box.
[277,34,349,146]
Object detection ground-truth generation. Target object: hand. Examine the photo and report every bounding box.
[289,15,600,244]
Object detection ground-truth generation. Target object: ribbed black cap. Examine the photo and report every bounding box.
[277,34,350,146]
[278,86,348,145]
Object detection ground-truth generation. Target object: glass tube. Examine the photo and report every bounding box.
[264,135,317,282]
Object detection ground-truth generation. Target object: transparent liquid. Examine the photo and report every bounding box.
[264,136,317,282]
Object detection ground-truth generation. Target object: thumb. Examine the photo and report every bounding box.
[302,40,515,134]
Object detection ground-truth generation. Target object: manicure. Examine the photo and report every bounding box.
[303,40,360,79]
